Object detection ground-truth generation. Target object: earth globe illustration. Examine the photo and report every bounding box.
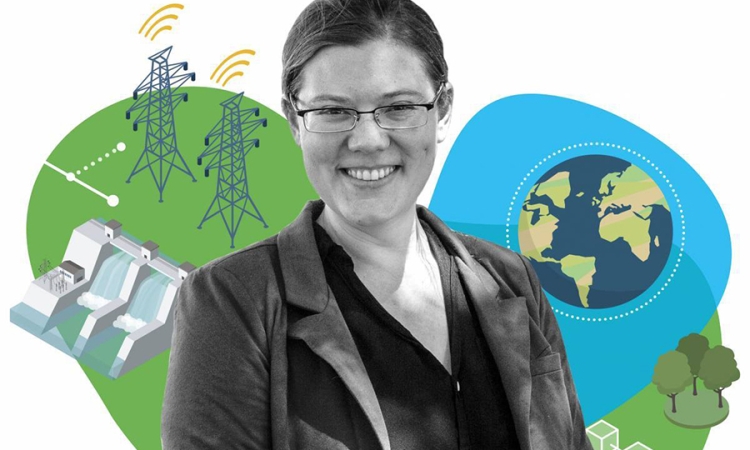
[518,154,673,309]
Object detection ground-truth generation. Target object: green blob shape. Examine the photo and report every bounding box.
[27,86,317,271]
[82,353,170,449]
[600,311,722,450]
[26,87,317,449]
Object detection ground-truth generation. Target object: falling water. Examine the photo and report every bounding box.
[89,251,135,299]
[114,272,171,332]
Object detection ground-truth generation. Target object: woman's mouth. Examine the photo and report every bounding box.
[344,166,397,182]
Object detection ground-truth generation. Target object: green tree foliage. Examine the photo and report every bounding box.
[653,351,693,413]
[676,333,710,395]
[699,346,741,408]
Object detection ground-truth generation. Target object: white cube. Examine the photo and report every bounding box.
[586,420,619,450]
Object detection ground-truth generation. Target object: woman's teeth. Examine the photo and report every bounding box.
[346,166,396,181]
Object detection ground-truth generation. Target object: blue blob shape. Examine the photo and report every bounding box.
[431,94,731,423]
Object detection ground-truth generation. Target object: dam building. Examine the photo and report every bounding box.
[10,219,195,379]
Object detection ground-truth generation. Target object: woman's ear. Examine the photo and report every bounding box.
[437,82,453,144]
[281,97,302,146]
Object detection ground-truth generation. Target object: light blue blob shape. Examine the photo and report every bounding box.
[432,94,731,423]
[432,94,730,303]
[559,247,716,423]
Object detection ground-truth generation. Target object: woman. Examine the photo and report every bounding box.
[162,0,591,449]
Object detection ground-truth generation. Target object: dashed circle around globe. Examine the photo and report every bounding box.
[518,154,673,309]
[430,94,732,449]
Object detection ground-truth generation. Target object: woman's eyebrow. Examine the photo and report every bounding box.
[382,89,424,100]
[305,94,351,105]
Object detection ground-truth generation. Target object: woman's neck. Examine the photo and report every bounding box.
[316,205,430,281]
[318,205,448,369]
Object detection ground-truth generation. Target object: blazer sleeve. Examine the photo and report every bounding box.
[521,256,593,450]
[162,263,271,449]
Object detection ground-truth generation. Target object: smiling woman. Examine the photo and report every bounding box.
[161,1,592,449]
[289,41,447,231]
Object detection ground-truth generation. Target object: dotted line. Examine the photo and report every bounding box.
[505,141,685,321]
[75,142,127,175]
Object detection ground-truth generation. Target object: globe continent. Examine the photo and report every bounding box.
[518,155,672,309]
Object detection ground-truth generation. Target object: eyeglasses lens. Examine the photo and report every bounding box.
[304,110,357,133]
[376,106,428,130]
[304,106,429,132]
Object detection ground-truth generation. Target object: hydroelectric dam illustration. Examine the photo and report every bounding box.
[10,219,195,379]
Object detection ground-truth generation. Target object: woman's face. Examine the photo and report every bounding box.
[288,39,452,229]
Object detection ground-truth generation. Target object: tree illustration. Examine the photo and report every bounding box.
[676,333,710,395]
[699,345,741,408]
[652,351,693,413]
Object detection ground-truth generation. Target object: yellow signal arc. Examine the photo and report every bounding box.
[151,26,173,41]
[210,49,256,80]
[222,72,245,87]
[145,14,178,39]
[139,3,184,35]
[216,61,250,85]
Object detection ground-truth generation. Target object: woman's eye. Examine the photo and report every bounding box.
[388,105,418,112]
[318,108,348,116]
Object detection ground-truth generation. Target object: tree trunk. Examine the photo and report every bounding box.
[670,394,677,413]
[716,389,724,408]
[693,376,698,396]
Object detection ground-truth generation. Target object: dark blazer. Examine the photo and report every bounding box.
[162,200,592,450]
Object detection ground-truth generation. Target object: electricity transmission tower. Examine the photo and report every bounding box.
[125,46,196,202]
[197,92,268,248]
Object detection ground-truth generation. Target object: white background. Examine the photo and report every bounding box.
[1,1,748,448]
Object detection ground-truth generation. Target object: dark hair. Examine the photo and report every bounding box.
[281,0,448,101]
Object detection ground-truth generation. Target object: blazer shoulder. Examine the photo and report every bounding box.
[454,231,530,274]
[180,234,284,317]
[199,234,280,277]
[453,231,545,304]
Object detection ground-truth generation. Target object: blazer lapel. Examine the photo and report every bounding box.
[278,201,534,450]
[278,201,391,450]
[454,258,533,450]
[287,300,391,450]
[418,205,533,450]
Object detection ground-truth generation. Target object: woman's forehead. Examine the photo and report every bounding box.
[296,40,433,103]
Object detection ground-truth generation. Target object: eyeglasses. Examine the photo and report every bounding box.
[291,84,445,133]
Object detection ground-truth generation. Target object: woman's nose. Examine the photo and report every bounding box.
[347,114,389,153]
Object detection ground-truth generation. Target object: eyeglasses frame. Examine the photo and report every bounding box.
[290,83,446,133]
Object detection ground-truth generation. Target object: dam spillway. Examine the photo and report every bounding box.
[10,219,195,379]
